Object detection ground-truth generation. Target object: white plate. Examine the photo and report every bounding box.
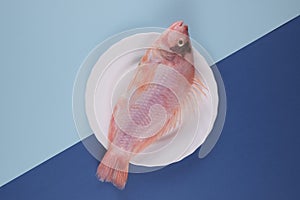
[85,32,218,167]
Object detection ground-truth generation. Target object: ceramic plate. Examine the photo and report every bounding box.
[84,31,218,167]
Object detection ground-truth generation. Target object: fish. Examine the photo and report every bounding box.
[96,21,206,189]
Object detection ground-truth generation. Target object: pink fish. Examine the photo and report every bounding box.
[97,21,205,189]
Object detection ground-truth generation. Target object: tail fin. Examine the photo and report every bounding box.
[96,149,129,190]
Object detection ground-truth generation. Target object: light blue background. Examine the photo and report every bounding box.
[0,0,299,187]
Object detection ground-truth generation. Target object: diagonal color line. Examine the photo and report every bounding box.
[1,14,299,200]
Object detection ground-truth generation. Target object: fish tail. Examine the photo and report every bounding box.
[96,148,129,190]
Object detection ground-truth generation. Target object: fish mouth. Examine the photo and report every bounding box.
[177,21,184,26]
[169,21,189,35]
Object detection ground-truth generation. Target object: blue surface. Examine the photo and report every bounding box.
[1,15,299,200]
[0,0,299,186]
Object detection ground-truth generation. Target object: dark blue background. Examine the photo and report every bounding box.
[0,16,299,200]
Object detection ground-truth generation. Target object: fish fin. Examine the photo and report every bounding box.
[97,148,129,190]
[107,117,116,142]
[192,71,208,97]
[133,108,181,153]
[140,49,150,63]
[178,72,208,116]
[108,97,127,142]
[162,108,182,135]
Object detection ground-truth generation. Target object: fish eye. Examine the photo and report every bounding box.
[177,38,184,47]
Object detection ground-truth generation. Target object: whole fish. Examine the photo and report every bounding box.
[97,21,205,189]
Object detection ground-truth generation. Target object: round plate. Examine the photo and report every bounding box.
[84,31,218,167]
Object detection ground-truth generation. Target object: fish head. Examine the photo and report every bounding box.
[155,21,193,64]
